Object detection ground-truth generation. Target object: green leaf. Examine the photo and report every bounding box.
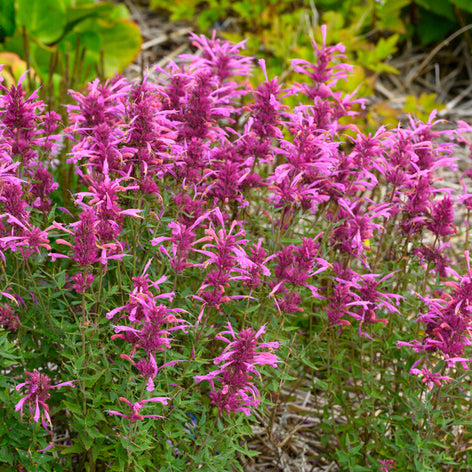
[279,372,297,381]
[0,333,20,368]
[83,370,104,388]
[65,2,115,29]
[95,18,141,76]
[56,271,66,288]
[108,3,130,19]
[232,442,260,458]
[0,0,15,41]
[415,0,456,21]
[81,433,94,451]
[61,16,141,77]
[245,304,260,314]
[451,0,472,14]
[61,443,85,455]
[0,445,15,465]
[86,426,105,439]
[375,0,409,33]
[15,0,66,44]
[375,34,399,61]
[415,9,456,45]
[63,400,83,416]
[313,378,329,391]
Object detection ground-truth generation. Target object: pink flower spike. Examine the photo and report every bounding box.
[106,305,126,320]
[195,323,279,417]
[107,396,168,423]
[15,370,75,430]
[258,59,268,81]
[120,209,143,218]
[140,397,169,406]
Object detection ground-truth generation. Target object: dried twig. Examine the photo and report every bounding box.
[406,24,472,86]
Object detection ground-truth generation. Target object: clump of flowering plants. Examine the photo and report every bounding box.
[2,29,472,472]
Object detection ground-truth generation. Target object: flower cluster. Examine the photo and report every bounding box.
[399,252,472,374]
[107,262,189,391]
[195,323,278,416]
[271,237,328,313]
[0,302,19,330]
[0,73,60,260]
[5,24,472,471]
[15,369,74,429]
[106,396,168,423]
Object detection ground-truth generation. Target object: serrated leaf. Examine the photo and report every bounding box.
[83,371,104,388]
[61,443,85,455]
[86,426,104,439]
[375,34,399,60]
[81,433,93,451]
[63,400,83,416]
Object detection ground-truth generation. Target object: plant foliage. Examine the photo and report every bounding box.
[0,0,141,93]
[1,28,472,471]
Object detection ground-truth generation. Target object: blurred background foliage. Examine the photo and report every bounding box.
[0,0,141,105]
[148,0,472,128]
[0,0,471,124]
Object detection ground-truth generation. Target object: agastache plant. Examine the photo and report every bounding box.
[195,323,279,416]
[15,370,75,429]
[4,26,472,472]
[399,251,472,373]
[106,396,169,423]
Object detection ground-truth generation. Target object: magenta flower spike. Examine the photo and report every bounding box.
[195,323,278,417]
[67,76,130,135]
[214,324,279,373]
[0,303,20,330]
[378,459,396,472]
[15,370,75,429]
[106,396,168,423]
[72,207,99,267]
[399,252,472,369]
[182,31,252,83]
[409,360,453,390]
[426,196,456,237]
[413,242,452,278]
[0,77,45,164]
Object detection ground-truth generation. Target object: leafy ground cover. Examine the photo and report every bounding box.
[2,12,472,472]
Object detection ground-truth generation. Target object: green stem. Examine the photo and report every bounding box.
[125,382,147,472]
[25,259,55,332]
[180,306,213,381]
